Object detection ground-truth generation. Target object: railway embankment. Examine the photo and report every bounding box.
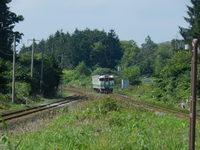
[11,94,200,150]
[0,95,87,134]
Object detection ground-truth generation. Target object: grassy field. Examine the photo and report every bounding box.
[5,94,200,150]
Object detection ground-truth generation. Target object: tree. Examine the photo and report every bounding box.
[18,52,62,97]
[155,51,191,102]
[0,0,24,61]
[0,58,10,93]
[138,36,157,76]
[122,66,141,85]
[120,40,140,69]
[102,30,123,68]
[179,0,200,41]
[153,42,173,76]
[75,61,90,77]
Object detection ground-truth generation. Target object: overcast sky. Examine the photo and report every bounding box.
[10,0,190,48]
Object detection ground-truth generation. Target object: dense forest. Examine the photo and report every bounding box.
[0,0,200,106]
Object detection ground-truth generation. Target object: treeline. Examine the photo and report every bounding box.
[120,38,198,102]
[20,27,200,104]
[0,0,62,105]
[20,29,122,69]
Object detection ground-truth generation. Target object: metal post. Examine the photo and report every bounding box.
[189,39,198,150]
[31,38,35,78]
[12,35,16,103]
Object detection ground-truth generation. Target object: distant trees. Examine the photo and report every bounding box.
[21,29,123,70]
[0,0,23,97]
[120,36,176,86]
[155,51,191,102]
[122,66,141,85]
[120,40,139,69]
[120,36,170,77]
[18,53,62,98]
[138,36,157,75]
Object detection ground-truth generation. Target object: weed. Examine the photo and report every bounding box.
[0,117,21,150]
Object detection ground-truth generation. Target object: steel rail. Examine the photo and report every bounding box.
[64,88,199,120]
[0,96,84,123]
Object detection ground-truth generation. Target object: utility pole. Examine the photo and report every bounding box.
[31,38,35,78]
[28,38,40,78]
[61,54,64,96]
[12,35,16,103]
[40,48,44,94]
[189,39,198,150]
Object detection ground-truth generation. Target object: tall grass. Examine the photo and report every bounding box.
[13,95,200,150]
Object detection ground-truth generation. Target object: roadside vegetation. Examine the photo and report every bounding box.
[11,95,200,150]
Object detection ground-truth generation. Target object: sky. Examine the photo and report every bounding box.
[10,0,190,48]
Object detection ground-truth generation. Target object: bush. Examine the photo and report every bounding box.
[0,93,10,109]
[92,67,116,75]
[75,62,91,77]
[15,82,31,104]
[122,66,141,85]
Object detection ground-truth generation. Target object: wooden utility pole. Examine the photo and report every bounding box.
[31,38,35,78]
[28,38,40,78]
[189,39,198,150]
[40,48,44,94]
[12,35,16,103]
[61,54,64,96]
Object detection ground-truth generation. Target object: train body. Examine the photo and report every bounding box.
[92,75,114,93]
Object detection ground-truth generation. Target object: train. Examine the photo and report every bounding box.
[92,75,114,93]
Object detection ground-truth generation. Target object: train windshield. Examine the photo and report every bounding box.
[100,78,113,81]
[100,78,105,81]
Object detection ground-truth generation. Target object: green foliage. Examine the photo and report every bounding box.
[153,42,173,76]
[20,29,123,70]
[0,93,10,109]
[122,66,141,85]
[0,58,11,94]
[15,82,31,104]
[62,69,91,89]
[92,67,116,75]
[120,40,140,69]
[42,56,62,97]
[74,62,91,77]
[180,0,200,41]
[138,36,157,75]
[0,0,24,61]
[62,70,76,84]
[155,51,191,103]
[0,118,21,150]
[120,36,164,77]
[14,96,200,150]
[17,53,62,98]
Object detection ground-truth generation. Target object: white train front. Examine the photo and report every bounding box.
[92,75,114,93]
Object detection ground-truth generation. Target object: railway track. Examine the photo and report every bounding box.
[112,94,196,120]
[0,95,84,123]
[64,88,199,121]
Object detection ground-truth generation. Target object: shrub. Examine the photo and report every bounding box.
[122,66,141,85]
[75,62,91,77]
[15,82,31,104]
[92,67,116,75]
